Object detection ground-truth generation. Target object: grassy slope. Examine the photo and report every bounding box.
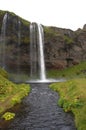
[0,67,30,115]
[47,61,86,79]
[49,62,86,130]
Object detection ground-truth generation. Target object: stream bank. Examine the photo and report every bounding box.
[1,83,76,130]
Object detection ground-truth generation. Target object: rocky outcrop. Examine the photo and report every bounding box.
[0,10,86,72]
[44,26,86,69]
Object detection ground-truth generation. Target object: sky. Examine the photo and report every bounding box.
[0,0,86,30]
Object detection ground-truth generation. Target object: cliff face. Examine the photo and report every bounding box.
[44,26,86,69]
[0,10,86,72]
[0,10,30,72]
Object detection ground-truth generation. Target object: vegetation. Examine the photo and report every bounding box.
[0,67,8,78]
[19,16,30,27]
[0,10,6,30]
[49,61,86,130]
[44,26,62,38]
[0,10,30,45]
[0,67,30,120]
[47,61,86,79]
[2,112,15,120]
[50,79,86,130]
[64,35,74,44]
[0,10,30,26]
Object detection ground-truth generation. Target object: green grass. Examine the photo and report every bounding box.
[47,61,86,79]
[0,67,8,78]
[50,78,86,130]
[0,68,30,116]
[44,26,62,38]
[49,61,86,130]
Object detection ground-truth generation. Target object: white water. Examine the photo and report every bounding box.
[29,23,65,83]
[16,20,21,82]
[30,23,38,78]
[26,78,66,83]
[30,23,46,80]
[0,13,8,69]
[37,24,46,80]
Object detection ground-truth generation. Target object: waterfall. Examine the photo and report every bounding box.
[30,23,46,80]
[17,20,21,81]
[30,23,38,79]
[0,13,8,69]
[37,24,46,80]
[0,14,64,83]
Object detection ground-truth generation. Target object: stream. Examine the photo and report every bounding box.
[2,83,77,130]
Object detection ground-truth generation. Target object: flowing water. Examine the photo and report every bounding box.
[37,24,46,80]
[4,83,76,130]
[30,23,46,81]
[0,13,8,68]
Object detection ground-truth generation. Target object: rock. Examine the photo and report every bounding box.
[83,24,86,30]
[0,10,86,72]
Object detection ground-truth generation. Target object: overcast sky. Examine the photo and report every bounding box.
[0,0,86,30]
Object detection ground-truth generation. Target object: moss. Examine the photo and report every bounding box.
[64,35,74,44]
[0,10,6,16]
[0,10,30,45]
[0,10,6,30]
[0,10,30,25]
[20,17,30,27]
[22,37,30,44]
[44,26,61,38]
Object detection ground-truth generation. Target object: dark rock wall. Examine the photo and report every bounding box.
[0,10,86,72]
[44,26,86,69]
[0,11,30,72]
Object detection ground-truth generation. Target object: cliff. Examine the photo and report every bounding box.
[44,26,86,69]
[0,10,86,72]
[0,10,30,72]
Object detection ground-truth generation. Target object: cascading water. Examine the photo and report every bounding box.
[16,20,21,82]
[0,13,8,69]
[30,23,38,79]
[28,23,65,83]
[37,24,46,80]
[0,14,65,83]
[30,23,46,81]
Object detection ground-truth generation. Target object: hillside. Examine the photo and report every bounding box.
[0,10,86,74]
